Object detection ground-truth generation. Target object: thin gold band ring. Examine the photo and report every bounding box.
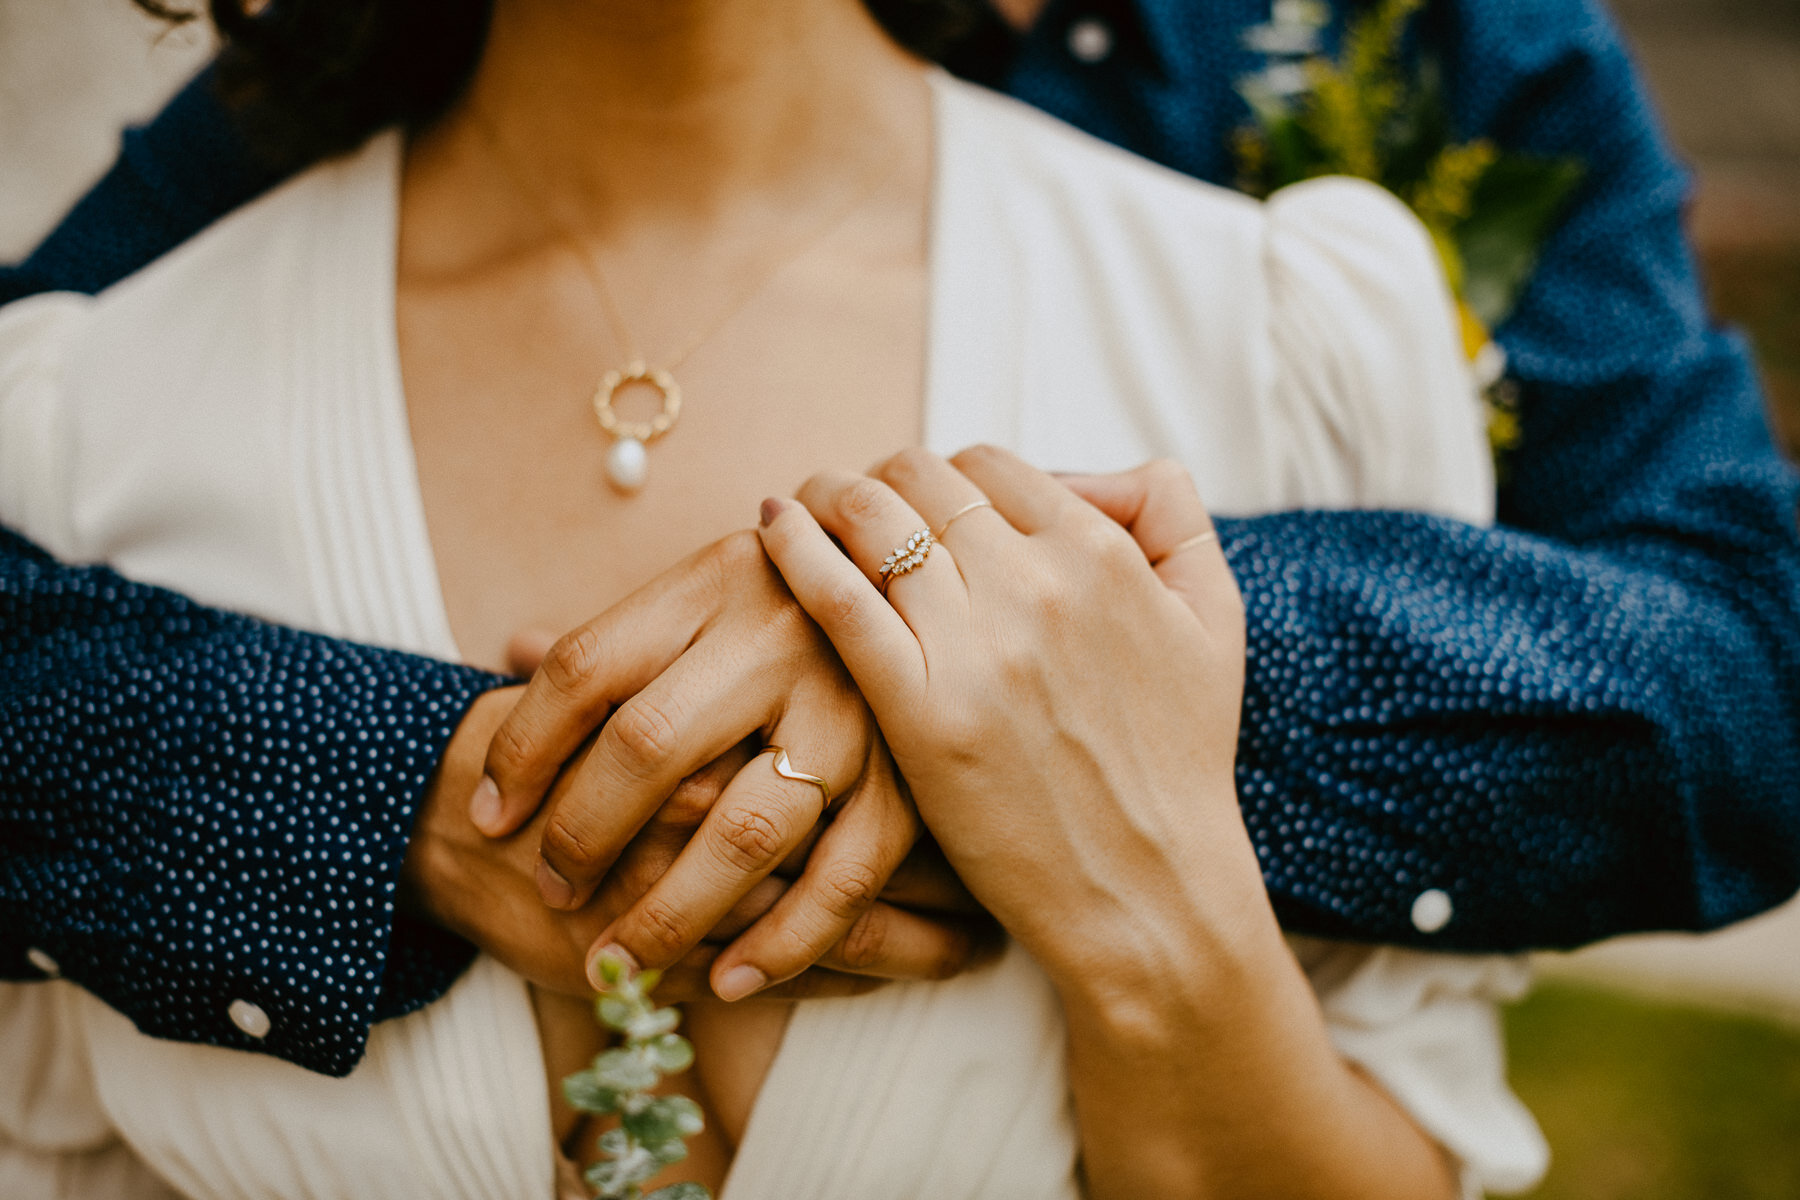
[1150,529,1219,567]
[764,746,834,812]
[933,500,994,540]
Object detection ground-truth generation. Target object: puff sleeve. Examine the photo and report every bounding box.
[1261,176,1494,523]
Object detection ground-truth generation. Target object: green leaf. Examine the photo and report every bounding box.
[645,1184,712,1200]
[592,1046,660,1093]
[595,952,628,988]
[646,1033,695,1073]
[623,1094,706,1146]
[562,1069,624,1115]
[597,994,637,1031]
[586,1151,658,1196]
[626,1007,681,1042]
[1454,154,1585,328]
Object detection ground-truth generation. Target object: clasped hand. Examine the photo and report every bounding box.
[408,452,1242,1005]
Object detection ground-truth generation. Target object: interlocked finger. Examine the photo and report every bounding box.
[588,734,862,978]
[708,748,923,998]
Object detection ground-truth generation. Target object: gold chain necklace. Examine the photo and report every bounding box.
[475,114,897,494]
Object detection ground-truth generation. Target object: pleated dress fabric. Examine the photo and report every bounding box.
[0,73,1545,1199]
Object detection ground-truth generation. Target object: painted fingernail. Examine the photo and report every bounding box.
[715,964,768,1002]
[587,942,640,990]
[759,498,784,527]
[536,858,577,909]
[468,776,503,834]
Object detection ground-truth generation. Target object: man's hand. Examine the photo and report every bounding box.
[444,535,1000,1000]
[403,685,949,1002]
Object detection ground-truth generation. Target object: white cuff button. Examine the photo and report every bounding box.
[26,948,61,978]
[1411,888,1454,934]
[228,999,272,1039]
[1067,17,1114,63]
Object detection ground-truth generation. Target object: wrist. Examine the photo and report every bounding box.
[398,685,522,930]
[1025,810,1290,1037]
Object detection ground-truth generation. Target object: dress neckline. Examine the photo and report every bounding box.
[322,69,1009,668]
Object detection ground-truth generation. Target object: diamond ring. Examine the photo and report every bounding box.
[878,529,935,596]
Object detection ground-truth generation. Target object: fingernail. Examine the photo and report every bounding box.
[715,964,768,1002]
[536,858,577,909]
[468,776,503,834]
[587,942,640,990]
[759,498,783,527]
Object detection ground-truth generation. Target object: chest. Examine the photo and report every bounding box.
[397,244,928,673]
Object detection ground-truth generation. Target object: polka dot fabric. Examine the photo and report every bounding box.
[953,0,1800,943]
[0,530,497,1076]
[4,0,1800,1075]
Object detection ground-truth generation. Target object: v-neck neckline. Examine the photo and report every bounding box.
[326,69,1016,671]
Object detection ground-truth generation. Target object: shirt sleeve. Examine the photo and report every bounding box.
[0,66,282,306]
[1260,173,1495,526]
[0,293,504,1077]
[1217,0,1800,952]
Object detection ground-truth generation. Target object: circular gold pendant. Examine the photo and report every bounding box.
[593,362,681,494]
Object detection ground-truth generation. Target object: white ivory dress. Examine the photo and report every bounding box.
[0,72,1549,1200]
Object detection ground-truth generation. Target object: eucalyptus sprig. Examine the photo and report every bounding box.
[563,954,712,1200]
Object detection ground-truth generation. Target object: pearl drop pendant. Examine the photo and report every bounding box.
[605,436,648,494]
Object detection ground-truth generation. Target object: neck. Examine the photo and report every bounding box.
[442,0,926,221]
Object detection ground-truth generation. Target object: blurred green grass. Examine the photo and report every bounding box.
[1504,982,1800,1199]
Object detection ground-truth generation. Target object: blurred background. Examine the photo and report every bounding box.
[2,1,1797,1197]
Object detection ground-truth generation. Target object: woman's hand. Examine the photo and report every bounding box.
[756,448,1259,979]
[470,530,996,1000]
[758,449,1459,1200]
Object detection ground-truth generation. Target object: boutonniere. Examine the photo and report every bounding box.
[1231,0,1585,466]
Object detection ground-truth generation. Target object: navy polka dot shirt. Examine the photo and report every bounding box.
[4,0,1799,1076]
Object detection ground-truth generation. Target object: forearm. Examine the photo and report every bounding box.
[1223,440,1800,952]
[1034,819,1457,1200]
[0,527,502,1073]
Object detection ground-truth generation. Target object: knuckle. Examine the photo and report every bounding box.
[1143,457,1190,489]
[836,907,891,972]
[541,812,604,875]
[815,859,884,918]
[836,477,891,526]
[714,527,767,570]
[609,853,670,909]
[626,897,694,965]
[661,772,724,827]
[875,447,934,491]
[486,716,538,778]
[606,697,682,775]
[950,443,1004,473]
[713,804,790,873]
[820,575,870,629]
[540,625,606,693]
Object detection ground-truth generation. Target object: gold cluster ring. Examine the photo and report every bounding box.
[878,529,935,596]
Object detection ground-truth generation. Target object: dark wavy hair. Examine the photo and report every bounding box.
[137,0,985,171]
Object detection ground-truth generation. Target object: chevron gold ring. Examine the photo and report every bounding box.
[764,746,834,813]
